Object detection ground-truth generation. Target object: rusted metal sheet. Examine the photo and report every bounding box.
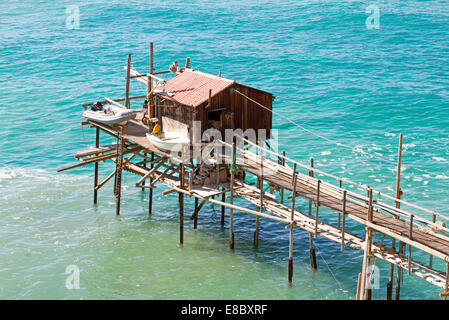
[155,69,235,107]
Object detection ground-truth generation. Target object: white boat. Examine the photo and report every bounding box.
[146,132,189,153]
[83,104,137,125]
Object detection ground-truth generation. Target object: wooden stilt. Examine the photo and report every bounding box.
[396,243,403,300]
[341,190,347,251]
[142,153,146,191]
[387,133,404,299]
[115,126,124,216]
[394,133,404,300]
[361,188,373,300]
[280,151,285,204]
[193,197,199,230]
[221,189,225,225]
[179,150,185,245]
[430,213,436,268]
[229,139,236,250]
[288,167,297,284]
[149,152,154,216]
[93,128,99,204]
[308,158,317,270]
[254,149,262,247]
[315,180,321,239]
[338,179,342,228]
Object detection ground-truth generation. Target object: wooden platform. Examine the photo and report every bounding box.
[59,114,449,299]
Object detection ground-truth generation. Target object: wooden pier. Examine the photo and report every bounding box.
[58,44,449,300]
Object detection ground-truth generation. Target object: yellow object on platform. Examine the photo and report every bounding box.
[153,123,160,134]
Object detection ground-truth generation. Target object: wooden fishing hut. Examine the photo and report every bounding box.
[145,67,273,142]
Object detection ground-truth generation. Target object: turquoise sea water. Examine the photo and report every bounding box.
[1,0,448,299]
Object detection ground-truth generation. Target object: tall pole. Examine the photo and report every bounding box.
[93,128,99,204]
[288,164,297,283]
[115,126,124,216]
[125,54,131,109]
[308,158,317,270]
[149,152,154,216]
[229,138,236,250]
[179,148,185,245]
[148,42,154,120]
[395,133,403,300]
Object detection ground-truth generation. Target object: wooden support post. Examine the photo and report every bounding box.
[408,215,413,275]
[308,158,314,217]
[125,54,131,109]
[280,151,286,204]
[360,188,373,300]
[115,126,124,216]
[254,176,260,247]
[430,213,436,268]
[185,57,190,69]
[341,190,347,251]
[308,158,317,270]
[141,152,147,191]
[229,139,236,250]
[93,128,99,204]
[315,180,321,239]
[388,133,403,300]
[395,243,403,300]
[338,179,342,228]
[394,133,404,301]
[221,188,226,226]
[149,152,154,216]
[179,151,185,245]
[193,197,199,230]
[288,167,298,284]
[254,145,263,247]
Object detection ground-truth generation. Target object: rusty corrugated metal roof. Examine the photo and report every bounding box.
[154,69,235,107]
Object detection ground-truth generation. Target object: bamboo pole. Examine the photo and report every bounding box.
[288,165,297,283]
[93,128,99,204]
[125,54,131,109]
